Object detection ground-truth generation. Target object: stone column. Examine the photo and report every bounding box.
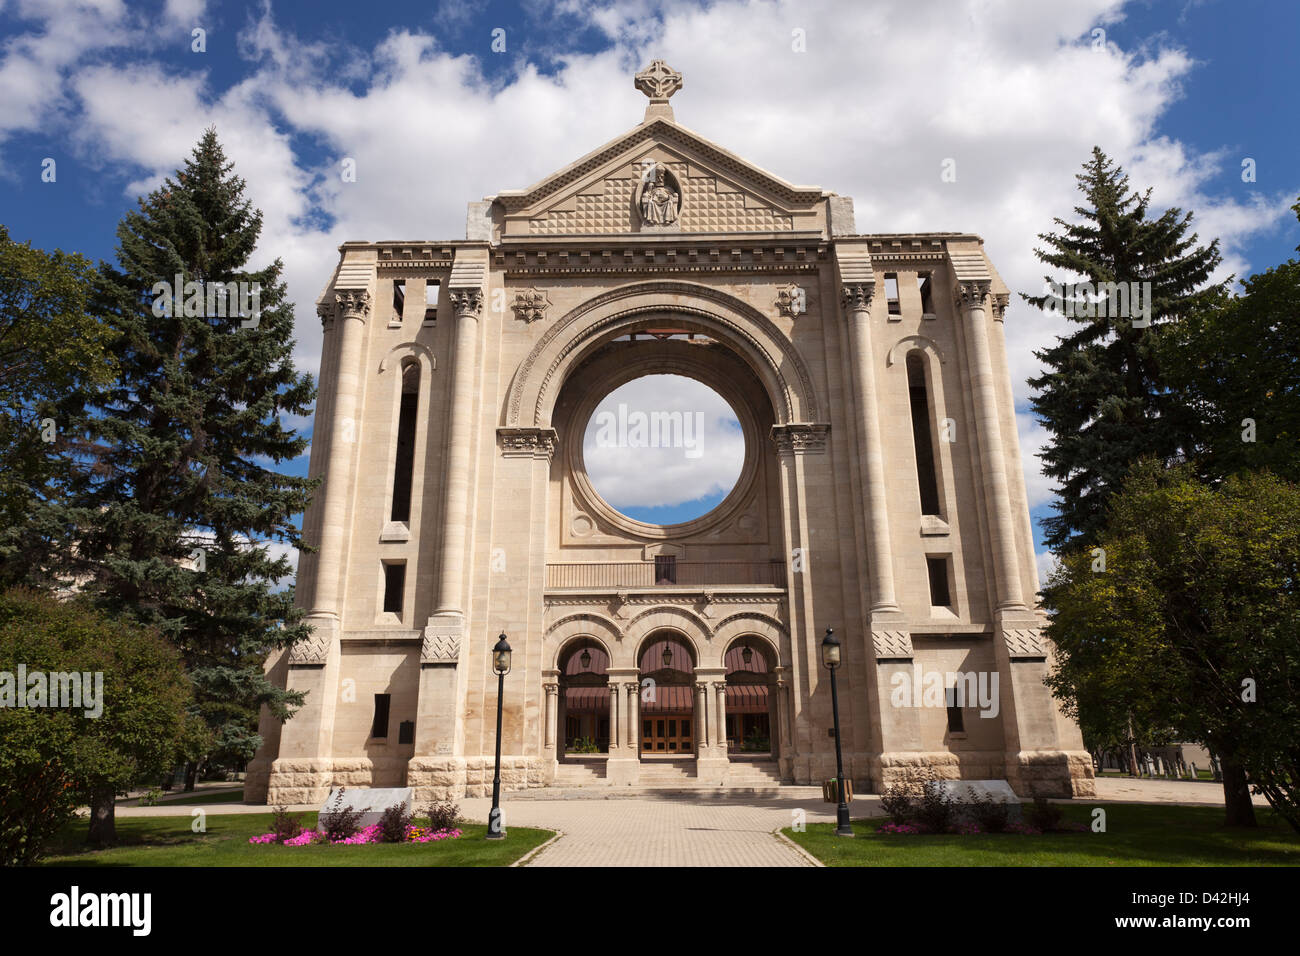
[415,281,480,799]
[433,286,483,620]
[956,281,1024,613]
[837,260,917,792]
[625,681,639,751]
[607,684,621,754]
[841,282,900,616]
[694,682,709,750]
[713,681,729,759]
[309,289,371,618]
[543,681,559,751]
[268,289,371,806]
[956,280,1092,798]
[604,671,639,785]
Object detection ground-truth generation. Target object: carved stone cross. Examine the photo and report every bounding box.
[635,60,683,120]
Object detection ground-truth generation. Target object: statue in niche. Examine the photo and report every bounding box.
[639,163,680,226]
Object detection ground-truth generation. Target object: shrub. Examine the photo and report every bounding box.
[138,789,163,807]
[318,789,364,842]
[880,783,916,825]
[915,780,957,833]
[966,787,1011,833]
[1026,795,1064,831]
[423,800,461,832]
[377,803,413,843]
[270,806,305,843]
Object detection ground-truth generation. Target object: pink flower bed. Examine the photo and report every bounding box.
[249,824,464,846]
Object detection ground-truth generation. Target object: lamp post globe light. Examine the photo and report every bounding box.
[487,632,512,840]
[821,627,853,837]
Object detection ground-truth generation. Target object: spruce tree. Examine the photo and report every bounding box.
[66,129,317,775]
[1023,147,1227,554]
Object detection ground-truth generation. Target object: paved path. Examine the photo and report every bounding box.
[456,792,837,867]
[1092,776,1269,806]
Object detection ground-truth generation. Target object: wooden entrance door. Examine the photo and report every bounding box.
[641,714,694,754]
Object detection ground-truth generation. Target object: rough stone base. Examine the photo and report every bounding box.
[409,756,550,802]
[265,755,438,805]
[872,751,963,792]
[244,756,272,804]
[407,756,468,802]
[1005,750,1097,798]
[265,758,336,806]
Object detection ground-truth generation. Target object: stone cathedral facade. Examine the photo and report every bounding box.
[246,62,1095,805]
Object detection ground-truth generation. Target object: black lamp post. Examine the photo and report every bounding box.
[821,627,853,837]
[487,632,512,840]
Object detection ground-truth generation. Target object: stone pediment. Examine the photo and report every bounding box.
[492,118,828,239]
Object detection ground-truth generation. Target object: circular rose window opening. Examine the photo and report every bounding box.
[582,374,745,525]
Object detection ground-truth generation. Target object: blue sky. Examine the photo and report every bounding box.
[1,0,1296,580]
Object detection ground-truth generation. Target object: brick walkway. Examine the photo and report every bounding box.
[457,791,837,867]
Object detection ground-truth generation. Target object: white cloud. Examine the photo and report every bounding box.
[1016,411,1055,510]
[163,0,206,27]
[583,374,743,511]
[1034,549,1060,591]
[4,0,1296,530]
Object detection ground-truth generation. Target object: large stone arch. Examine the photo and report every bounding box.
[505,280,822,428]
[545,613,624,669]
[624,606,713,663]
[710,612,789,670]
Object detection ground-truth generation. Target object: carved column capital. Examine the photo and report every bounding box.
[335,289,372,320]
[497,426,559,460]
[449,287,483,318]
[840,282,875,312]
[955,280,991,310]
[317,301,335,331]
[771,422,830,456]
[991,292,1009,321]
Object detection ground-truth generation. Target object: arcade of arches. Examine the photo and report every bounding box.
[553,634,782,761]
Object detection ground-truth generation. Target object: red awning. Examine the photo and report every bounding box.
[639,683,694,714]
[725,683,770,714]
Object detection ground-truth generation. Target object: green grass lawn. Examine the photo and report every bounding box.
[40,812,554,867]
[785,803,1300,867]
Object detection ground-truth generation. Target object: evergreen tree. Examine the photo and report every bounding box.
[64,129,317,774]
[1023,147,1227,553]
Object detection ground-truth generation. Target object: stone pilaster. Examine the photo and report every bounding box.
[839,280,900,618]
[268,287,371,806]
[604,669,640,784]
[956,279,1092,797]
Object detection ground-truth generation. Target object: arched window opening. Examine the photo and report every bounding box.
[724,640,773,755]
[639,635,695,754]
[390,362,419,522]
[906,352,942,516]
[560,641,610,755]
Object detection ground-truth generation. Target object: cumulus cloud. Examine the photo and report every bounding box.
[3,0,1295,529]
[583,374,744,512]
[1034,549,1060,592]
